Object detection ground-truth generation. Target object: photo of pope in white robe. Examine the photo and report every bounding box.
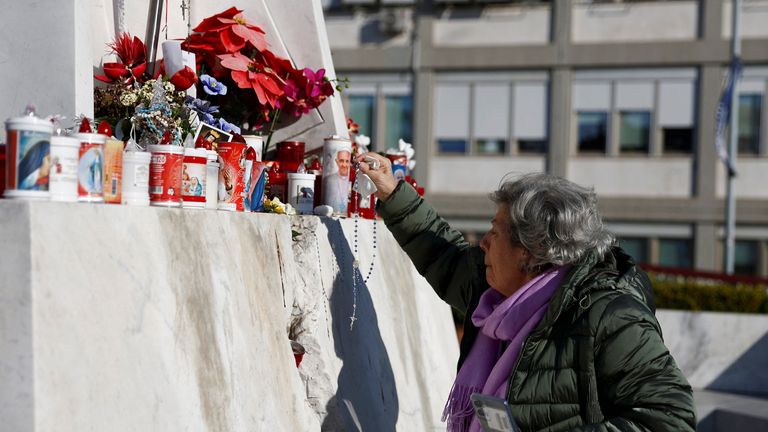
[322,147,351,214]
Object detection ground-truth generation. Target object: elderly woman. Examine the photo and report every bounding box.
[358,153,696,432]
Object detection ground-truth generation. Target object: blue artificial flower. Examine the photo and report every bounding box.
[198,111,215,125]
[185,97,219,125]
[200,74,228,96]
[217,118,241,135]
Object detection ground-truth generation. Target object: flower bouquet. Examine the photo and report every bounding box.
[93,33,196,147]
[182,7,338,155]
[93,7,340,155]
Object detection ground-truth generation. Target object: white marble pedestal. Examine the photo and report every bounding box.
[0,201,458,431]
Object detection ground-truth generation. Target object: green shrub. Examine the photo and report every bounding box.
[650,273,768,314]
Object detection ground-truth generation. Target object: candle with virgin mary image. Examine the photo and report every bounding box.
[4,114,53,200]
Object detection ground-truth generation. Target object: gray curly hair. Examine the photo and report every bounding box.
[490,173,615,274]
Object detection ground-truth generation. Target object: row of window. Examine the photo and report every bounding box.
[620,237,762,276]
[461,231,761,275]
[433,78,549,156]
[343,71,766,158]
[577,94,763,155]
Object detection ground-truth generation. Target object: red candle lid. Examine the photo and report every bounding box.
[78,117,92,133]
[97,120,113,137]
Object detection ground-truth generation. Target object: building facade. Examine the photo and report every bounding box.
[323,0,768,276]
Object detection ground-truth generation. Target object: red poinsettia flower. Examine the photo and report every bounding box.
[189,7,268,54]
[218,52,285,107]
[169,66,198,91]
[183,32,223,56]
[95,33,147,84]
[110,33,147,67]
[95,63,130,83]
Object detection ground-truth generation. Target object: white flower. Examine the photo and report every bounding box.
[354,134,371,154]
[398,138,415,161]
[120,92,138,106]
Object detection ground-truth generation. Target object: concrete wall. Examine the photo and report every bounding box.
[569,158,694,198]
[722,0,768,39]
[657,309,768,397]
[428,156,545,194]
[572,1,699,43]
[716,160,768,199]
[325,12,414,49]
[0,201,458,431]
[432,5,550,47]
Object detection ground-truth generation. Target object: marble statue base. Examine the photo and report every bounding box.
[0,200,458,431]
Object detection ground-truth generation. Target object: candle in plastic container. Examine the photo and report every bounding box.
[48,135,80,202]
[121,151,151,206]
[74,133,106,203]
[288,172,316,215]
[148,144,184,207]
[182,147,207,209]
[4,109,53,200]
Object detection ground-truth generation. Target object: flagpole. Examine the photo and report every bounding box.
[725,0,742,274]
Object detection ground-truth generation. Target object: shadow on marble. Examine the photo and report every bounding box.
[708,331,768,398]
[319,218,399,431]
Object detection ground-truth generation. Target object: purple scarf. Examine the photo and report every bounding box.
[442,265,570,432]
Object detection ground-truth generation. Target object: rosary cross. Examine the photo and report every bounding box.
[180,0,190,20]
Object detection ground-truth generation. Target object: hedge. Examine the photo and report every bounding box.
[650,273,768,314]
[451,273,768,327]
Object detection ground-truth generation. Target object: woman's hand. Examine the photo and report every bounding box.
[356,152,399,202]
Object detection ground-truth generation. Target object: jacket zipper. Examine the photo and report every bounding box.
[505,334,534,402]
[504,290,594,403]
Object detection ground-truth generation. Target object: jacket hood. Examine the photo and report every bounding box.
[532,247,656,337]
[566,247,654,309]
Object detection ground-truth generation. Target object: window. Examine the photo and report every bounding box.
[574,73,697,156]
[343,74,412,153]
[578,112,608,153]
[473,84,510,156]
[738,94,762,154]
[438,139,467,154]
[474,139,507,155]
[385,95,413,150]
[514,82,548,152]
[435,84,470,155]
[518,139,547,153]
[659,238,693,268]
[734,240,759,276]
[619,111,650,153]
[349,95,375,143]
[435,75,549,155]
[619,237,649,264]
[663,127,693,153]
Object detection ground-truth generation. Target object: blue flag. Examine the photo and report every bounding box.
[715,57,742,177]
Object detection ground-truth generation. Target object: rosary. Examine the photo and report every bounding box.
[348,164,377,330]
[180,0,192,37]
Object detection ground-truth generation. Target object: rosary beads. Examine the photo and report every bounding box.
[349,167,377,330]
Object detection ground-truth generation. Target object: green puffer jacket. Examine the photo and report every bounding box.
[378,182,696,432]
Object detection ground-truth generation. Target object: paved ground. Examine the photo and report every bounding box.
[695,389,768,431]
